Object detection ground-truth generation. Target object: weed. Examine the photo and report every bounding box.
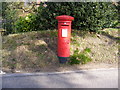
[116,40,120,44]
[72,30,88,37]
[71,37,80,46]
[69,48,92,65]
[84,48,91,53]
[90,33,97,38]
[9,58,17,70]
[69,55,80,65]
[37,53,44,59]
[74,48,79,54]
[30,35,35,40]
[40,44,47,48]
[78,53,92,64]
[49,31,57,37]
[12,58,16,62]
[71,32,77,37]
[97,30,107,35]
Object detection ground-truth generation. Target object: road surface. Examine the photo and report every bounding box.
[2,68,118,88]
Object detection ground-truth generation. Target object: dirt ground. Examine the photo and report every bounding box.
[1,28,119,73]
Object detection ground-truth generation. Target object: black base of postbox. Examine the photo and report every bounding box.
[58,56,68,64]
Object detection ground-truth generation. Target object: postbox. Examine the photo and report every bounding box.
[56,15,74,63]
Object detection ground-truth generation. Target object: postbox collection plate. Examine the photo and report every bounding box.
[62,29,68,37]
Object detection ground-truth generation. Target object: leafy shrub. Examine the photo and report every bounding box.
[69,48,92,65]
[2,2,119,34]
[15,13,37,33]
[69,55,81,65]
[2,2,18,34]
[78,53,92,64]
[35,2,118,32]
[2,2,38,34]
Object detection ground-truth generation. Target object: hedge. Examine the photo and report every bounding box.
[3,2,119,34]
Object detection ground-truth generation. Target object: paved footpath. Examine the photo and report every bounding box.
[2,68,119,88]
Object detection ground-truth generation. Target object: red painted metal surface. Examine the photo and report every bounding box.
[56,15,74,57]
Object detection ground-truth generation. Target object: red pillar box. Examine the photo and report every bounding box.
[56,15,74,63]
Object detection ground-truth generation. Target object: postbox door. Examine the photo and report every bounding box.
[58,25,71,57]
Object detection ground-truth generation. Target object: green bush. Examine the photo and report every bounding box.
[2,2,37,34]
[2,2,18,34]
[35,2,118,32]
[69,48,92,65]
[2,2,119,34]
[69,55,81,65]
[15,13,37,33]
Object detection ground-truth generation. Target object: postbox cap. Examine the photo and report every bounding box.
[56,15,74,21]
